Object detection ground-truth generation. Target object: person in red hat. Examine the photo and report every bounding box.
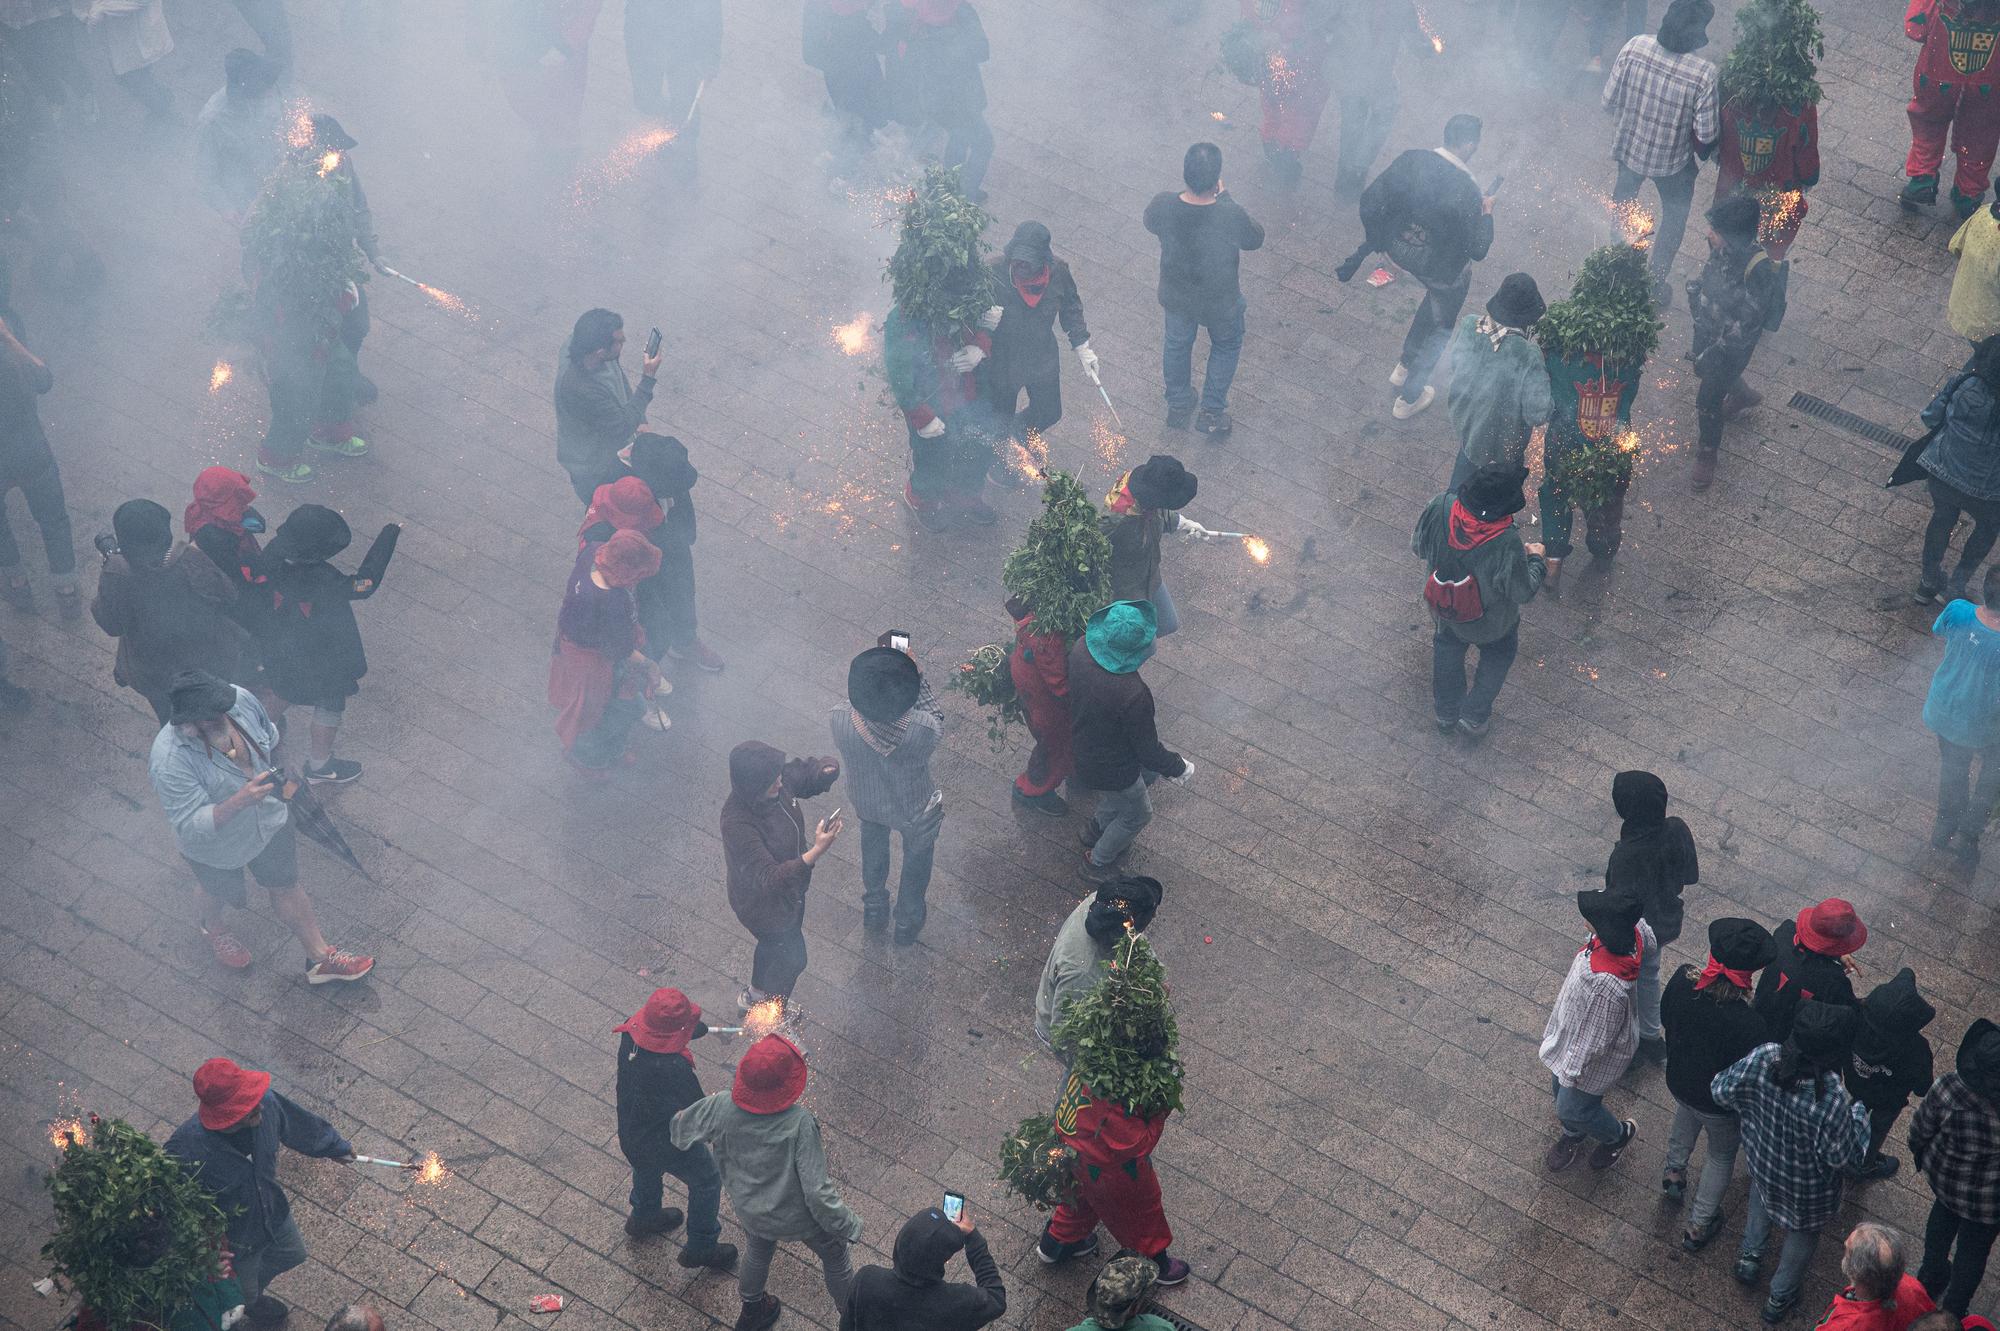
[166,1058,356,1327]
[614,988,736,1269]
[672,1035,860,1331]
[1755,897,1866,1043]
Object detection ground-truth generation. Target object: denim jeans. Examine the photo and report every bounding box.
[1086,775,1154,867]
[1695,341,1756,456]
[1432,627,1519,726]
[859,802,942,934]
[1922,476,2000,593]
[1739,1180,1822,1304]
[0,463,76,578]
[750,927,808,998]
[1153,580,1180,637]
[1635,939,1664,1041]
[1663,1100,1741,1227]
[1613,160,1698,281]
[1334,90,1396,185]
[738,1228,854,1308]
[1937,734,2000,842]
[1162,303,1246,414]
[629,1141,723,1245]
[1397,268,1470,403]
[1551,1075,1623,1143]
[1920,1198,2000,1315]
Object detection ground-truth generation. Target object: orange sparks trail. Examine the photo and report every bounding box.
[48,1117,87,1150]
[1210,111,1227,122]
[574,126,677,201]
[1266,51,1296,93]
[286,102,313,149]
[415,1151,448,1186]
[1008,429,1049,484]
[209,361,234,392]
[832,313,875,357]
[1762,190,1805,243]
[417,283,471,318]
[1608,195,1657,247]
[1243,536,1272,565]
[1617,430,1641,454]
[317,150,341,177]
[1415,6,1445,52]
[1091,418,1128,471]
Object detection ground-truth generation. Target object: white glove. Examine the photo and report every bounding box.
[1169,758,1196,786]
[949,344,987,373]
[1075,342,1101,380]
[915,417,946,439]
[978,305,1004,331]
[1174,515,1215,541]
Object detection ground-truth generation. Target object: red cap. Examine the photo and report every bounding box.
[1796,898,1867,958]
[731,1035,808,1115]
[613,988,701,1056]
[193,1057,271,1130]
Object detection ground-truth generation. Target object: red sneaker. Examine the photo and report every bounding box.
[307,949,374,984]
[204,928,253,970]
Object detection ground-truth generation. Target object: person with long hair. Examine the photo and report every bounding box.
[1916,338,2000,603]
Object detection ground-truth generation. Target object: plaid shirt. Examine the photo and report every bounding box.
[1602,35,1719,178]
[1540,924,1655,1095]
[1712,1044,1870,1231]
[1911,1073,2000,1223]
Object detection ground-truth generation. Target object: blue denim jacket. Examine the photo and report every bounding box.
[1921,374,2000,500]
[147,686,289,868]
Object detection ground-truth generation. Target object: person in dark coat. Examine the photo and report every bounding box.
[983,222,1094,446]
[624,0,719,181]
[723,741,841,1008]
[1914,336,2000,603]
[1143,142,1264,436]
[1069,601,1192,883]
[591,432,723,673]
[91,499,253,724]
[1754,897,1865,1042]
[165,1057,356,1325]
[0,303,76,617]
[803,0,888,161]
[1845,968,1938,1180]
[886,0,992,201]
[1686,192,1783,490]
[1412,464,1546,738]
[1102,456,1203,638]
[259,504,399,785]
[1911,1019,2000,1315]
[840,1206,1006,1331]
[1660,917,1774,1250]
[614,987,739,1268]
[1603,769,1699,1061]
[1342,113,1496,419]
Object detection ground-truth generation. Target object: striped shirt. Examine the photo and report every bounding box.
[829,702,941,829]
[1602,35,1719,178]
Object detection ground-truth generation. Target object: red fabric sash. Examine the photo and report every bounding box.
[1013,264,1051,307]
[1694,957,1755,991]
[1447,500,1512,550]
[1586,932,1643,981]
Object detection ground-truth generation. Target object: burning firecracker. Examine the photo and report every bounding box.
[415,1151,448,1185]
[831,313,875,357]
[1242,536,1272,565]
[317,150,342,178]
[743,998,788,1040]
[209,361,234,393]
[1265,51,1296,94]
[286,102,314,150]
[48,1116,89,1151]
[1415,6,1446,52]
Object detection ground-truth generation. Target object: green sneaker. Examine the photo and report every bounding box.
[1953,186,1987,220]
[1901,174,1939,211]
[255,458,315,483]
[308,434,369,458]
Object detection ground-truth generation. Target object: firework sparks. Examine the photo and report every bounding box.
[1008,429,1050,484]
[417,283,471,318]
[573,126,677,202]
[1762,190,1805,243]
[1090,418,1128,471]
[1415,6,1445,52]
[317,150,342,178]
[1210,111,1227,122]
[416,1151,448,1186]
[1617,430,1641,454]
[832,313,875,357]
[1242,536,1272,565]
[209,360,234,393]
[1266,51,1296,93]
[48,1116,87,1150]
[1602,194,1657,248]
[743,998,788,1040]
[846,184,914,229]
[286,102,314,149]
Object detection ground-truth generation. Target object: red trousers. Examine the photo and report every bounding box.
[1908,84,2000,198]
[1259,76,1330,153]
[1009,646,1072,797]
[1046,1156,1172,1257]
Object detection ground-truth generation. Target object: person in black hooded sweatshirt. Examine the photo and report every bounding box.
[1844,968,1937,1181]
[840,1205,1005,1331]
[1603,769,1699,1064]
[588,432,723,672]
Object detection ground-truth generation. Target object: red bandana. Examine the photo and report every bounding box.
[1694,957,1755,991]
[1106,473,1138,515]
[1447,500,1513,549]
[1013,263,1051,307]
[1585,931,1643,981]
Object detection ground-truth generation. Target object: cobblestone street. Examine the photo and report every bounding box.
[1,0,1996,1329]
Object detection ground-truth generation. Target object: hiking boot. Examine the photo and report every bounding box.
[1392,385,1436,419]
[247,1295,288,1327]
[1954,186,1987,221]
[1850,1154,1899,1181]
[1634,1036,1667,1066]
[1165,405,1194,430]
[734,1294,781,1331]
[204,927,253,970]
[1734,1253,1763,1285]
[1012,786,1069,816]
[2,578,31,610]
[306,949,374,984]
[1195,409,1233,437]
[1037,1226,1100,1265]
[1762,1289,1802,1324]
[1933,817,1956,849]
[1691,448,1717,492]
[1917,579,1945,605]
[0,679,28,712]
[256,458,315,484]
[1661,1167,1686,1201]
[1081,849,1123,883]
[1682,1214,1725,1252]
[678,1241,737,1270]
[1457,716,1490,740]
[1155,1253,1192,1286]
[306,757,362,784]
[1589,1119,1637,1170]
[1544,1132,1586,1170]
[625,1207,684,1237]
[1902,174,1939,211]
[669,640,726,672]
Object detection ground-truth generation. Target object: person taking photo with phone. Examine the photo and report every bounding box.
[723,741,841,1009]
[831,640,944,945]
[556,308,661,504]
[840,1202,1006,1331]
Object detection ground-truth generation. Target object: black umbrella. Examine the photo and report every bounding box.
[283,777,372,881]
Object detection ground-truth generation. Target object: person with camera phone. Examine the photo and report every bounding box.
[722,741,841,1009]
[840,1195,1005,1331]
[829,635,944,946]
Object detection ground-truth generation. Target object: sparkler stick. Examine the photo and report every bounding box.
[684,80,706,126]
[1085,368,1123,430]
[373,264,427,291]
[350,1154,416,1169]
[706,1024,746,1035]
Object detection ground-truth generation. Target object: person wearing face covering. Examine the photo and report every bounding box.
[550,527,664,776]
[260,504,400,785]
[1539,887,1648,1171]
[1844,969,1937,1181]
[981,222,1094,451]
[1035,876,1166,1052]
[591,432,724,672]
[840,1205,1006,1331]
[1602,769,1699,1062]
[92,499,252,724]
[185,465,273,648]
[723,741,842,1009]
[1910,1020,2000,1315]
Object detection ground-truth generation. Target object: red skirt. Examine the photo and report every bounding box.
[548,637,615,754]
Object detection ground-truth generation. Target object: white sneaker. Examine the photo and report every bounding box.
[1392,385,1436,419]
[1389,362,1410,388]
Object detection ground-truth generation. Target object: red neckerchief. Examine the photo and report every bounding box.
[1447,500,1512,550]
[1694,957,1755,991]
[1585,930,1643,981]
[1013,263,1051,308]
[1106,473,1138,515]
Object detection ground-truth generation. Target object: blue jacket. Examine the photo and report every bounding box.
[166,1091,351,1255]
[1921,373,2000,500]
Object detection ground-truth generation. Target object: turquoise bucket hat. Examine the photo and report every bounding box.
[1084,600,1158,673]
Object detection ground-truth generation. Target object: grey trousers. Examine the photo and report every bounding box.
[738,1227,853,1310]
[1663,1099,1741,1227]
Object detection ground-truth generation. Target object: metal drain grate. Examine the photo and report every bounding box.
[1788,392,1922,450]
[1155,1313,1211,1331]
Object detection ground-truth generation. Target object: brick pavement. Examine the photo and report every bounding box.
[1,1,1996,1330]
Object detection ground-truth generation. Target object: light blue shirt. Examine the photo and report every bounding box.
[147,687,289,868]
[1925,600,2000,750]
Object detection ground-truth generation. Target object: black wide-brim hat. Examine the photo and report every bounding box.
[166,669,238,725]
[1791,999,1860,1063]
[1486,273,1546,328]
[1576,887,1644,954]
[848,647,922,723]
[266,503,352,563]
[1707,917,1777,972]
[1128,455,1198,511]
[1005,220,1054,267]
[1458,464,1529,521]
[311,113,358,150]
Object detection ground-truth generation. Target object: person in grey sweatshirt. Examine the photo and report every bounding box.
[1035,876,1165,1051]
[672,1035,860,1331]
[830,643,944,945]
[555,308,660,503]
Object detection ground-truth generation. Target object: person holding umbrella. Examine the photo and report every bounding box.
[147,670,373,982]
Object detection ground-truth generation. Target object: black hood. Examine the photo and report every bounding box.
[1854,967,1936,1064]
[890,1209,966,1285]
[1959,1018,2000,1101]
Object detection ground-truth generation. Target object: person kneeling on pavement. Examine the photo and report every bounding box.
[1540,887,1649,1173]
[613,987,737,1270]
[1412,464,1546,739]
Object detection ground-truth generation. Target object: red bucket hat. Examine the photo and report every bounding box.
[614,987,701,1057]
[193,1057,271,1130]
[1795,898,1867,958]
[732,1034,807,1115]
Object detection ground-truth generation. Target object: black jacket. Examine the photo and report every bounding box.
[1066,639,1185,792]
[615,1030,710,1166]
[1359,148,1493,285]
[840,1210,1005,1331]
[261,525,398,703]
[885,4,987,126]
[1845,968,1936,1114]
[0,340,54,488]
[1661,965,1768,1114]
[1142,191,1264,323]
[165,1091,351,1256]
[1604,815,1698,946]
[1752,920,1858,1043]
[986,256,1088,389]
